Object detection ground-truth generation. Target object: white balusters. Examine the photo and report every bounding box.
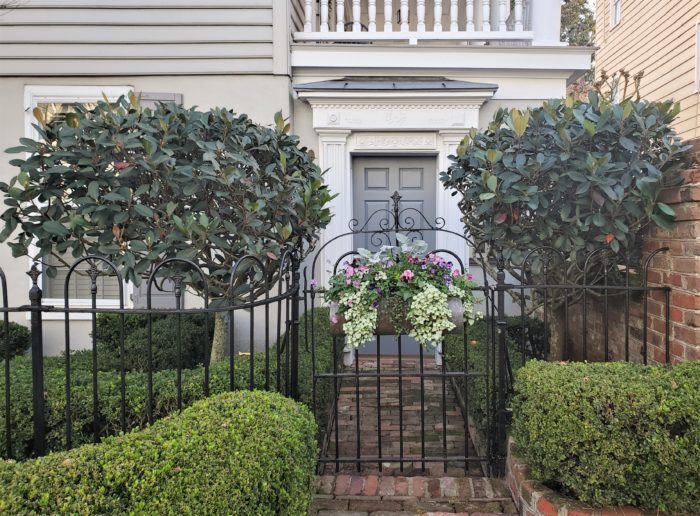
[293,0,533,42]
[400,0,409,31]
[433,0,442,31]
[466,0,474,31]
[336,0,345,32]
[352,0,361,32]
[514,0,523,31]
[417,0,426,31]
[384,0,392,32]
[303,0,312,32]
[368,0,377,32]
[320,0,329,32]
[498,0,507,31]
[450,0,458,31]
[482,0,490,31]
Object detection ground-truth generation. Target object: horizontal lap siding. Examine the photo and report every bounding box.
[596,0,700,141]
[0,0,275,75]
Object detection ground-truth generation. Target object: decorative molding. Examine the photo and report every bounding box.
[353,132,437,150]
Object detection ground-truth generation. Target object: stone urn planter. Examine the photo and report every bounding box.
[329,297,465,336]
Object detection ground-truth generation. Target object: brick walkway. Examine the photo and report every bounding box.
[311,474,518,515]
[322,356,482,476]
[313,356,517,515]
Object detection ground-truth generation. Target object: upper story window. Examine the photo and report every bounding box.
[24,86,131,308]
[611,0,622,27]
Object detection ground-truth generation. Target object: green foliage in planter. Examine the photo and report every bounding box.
[441,94,689,271]
[0,321,30,358]
[0,391,317,515]
[1,95,333,300]
[95,313,213,371]
[0,307,336,460]
[512,360,700,512]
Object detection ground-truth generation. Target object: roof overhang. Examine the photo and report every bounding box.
[294,77,496,131]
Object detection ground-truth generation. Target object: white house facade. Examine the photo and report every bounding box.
[0,0,592,353]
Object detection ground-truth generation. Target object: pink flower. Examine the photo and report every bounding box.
[331,314,339,324]
[452,269,461,278]
[352,280,361,288]
[346,298,353,307]
[346,279,351,285]
[345,266,355,277]
[113,161,130,170]
[310,279,318,289]
[467,273,474,281]
[400,270,414,282]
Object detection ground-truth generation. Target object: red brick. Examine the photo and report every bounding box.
[537,495,558,516]
[410,476,425,498]
[378,476,395,497]
[362,474,378,496]
[671,257,700,274]
[427,478,441,498]
[672,291,700,310]
[348,475,364,495]
[394,476,408,496]
[663,272,684,287]
[673,325,700,346]
[334,474,351,496]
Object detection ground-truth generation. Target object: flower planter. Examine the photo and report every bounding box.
[329,297,464,336]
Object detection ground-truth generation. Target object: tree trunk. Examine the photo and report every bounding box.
[210,312,229,363]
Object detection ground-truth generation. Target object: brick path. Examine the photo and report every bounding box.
[310,474,518,515]
[312,356,517,515]
[322,356,481,476]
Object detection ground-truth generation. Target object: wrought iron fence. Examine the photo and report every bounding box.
[303,191,673,477]
[1,254,302,460]
[0,196,674,478]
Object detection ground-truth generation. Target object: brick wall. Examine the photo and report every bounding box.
[562,167,699,364]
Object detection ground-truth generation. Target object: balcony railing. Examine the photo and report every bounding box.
[293,0,537,44]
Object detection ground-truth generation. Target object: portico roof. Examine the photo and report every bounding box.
[294,76,498,93]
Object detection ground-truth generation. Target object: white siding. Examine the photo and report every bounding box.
[0,0,278,75]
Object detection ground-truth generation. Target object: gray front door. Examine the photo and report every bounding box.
[352,156,437,355]
[352,156,437,251]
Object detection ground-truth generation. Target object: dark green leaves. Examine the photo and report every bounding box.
[0,95,333,300]
[441,98,689,278]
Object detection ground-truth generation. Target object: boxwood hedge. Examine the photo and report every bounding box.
[1,307,337,460]
[512,360,700,512]
[0,390,317,515]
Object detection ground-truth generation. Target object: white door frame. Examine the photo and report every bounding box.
[298,91,494,285]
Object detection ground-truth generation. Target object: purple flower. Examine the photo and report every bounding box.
[377,288,383,295]
[430,269,436,274]
[310,279,318,289]
[421,264,427,270]
[372,300,379,308]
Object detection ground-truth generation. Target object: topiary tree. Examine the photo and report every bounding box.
[0,94,334,361]
[441,92,689,279]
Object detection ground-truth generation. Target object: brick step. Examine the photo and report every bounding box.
[311,474,518,515]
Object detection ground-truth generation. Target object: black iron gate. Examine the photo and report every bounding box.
[303,192,673,477]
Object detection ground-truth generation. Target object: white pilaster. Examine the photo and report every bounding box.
[437,131,469,272]
[318,130,353,286]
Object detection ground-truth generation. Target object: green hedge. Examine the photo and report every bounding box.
[443,317,526,439]
[95,313,213,371]
[1,307,336,460]
[0,321,30,358]
[0,390,317,515]
[512,360,700,512]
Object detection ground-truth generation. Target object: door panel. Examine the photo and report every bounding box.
[353,156,437,252]
[352,156,437,355]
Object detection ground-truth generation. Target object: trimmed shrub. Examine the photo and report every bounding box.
[0,390,317,515]
[0,321,30,358]
[512,360,700,512]
[95,313,213,371]
[443,317,527,438]
[0,307,336,460]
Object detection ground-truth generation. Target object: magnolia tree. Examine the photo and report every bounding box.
[441,92,689,290]
[1,94,333,361]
